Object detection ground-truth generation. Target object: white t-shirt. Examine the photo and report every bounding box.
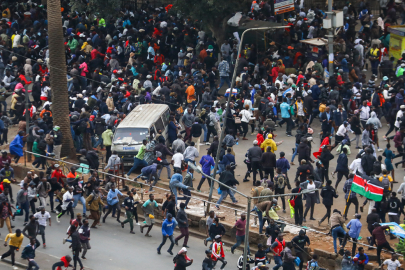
[172,153,184,168]
[383,259,401,270]
[307,182,316,194]
[33,212,51,227]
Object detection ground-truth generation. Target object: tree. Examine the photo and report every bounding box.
[173,0,246,46]
[69,0,121,19]
[47,0,76,158]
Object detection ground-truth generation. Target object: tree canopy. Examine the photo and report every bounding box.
[69,0,121,19]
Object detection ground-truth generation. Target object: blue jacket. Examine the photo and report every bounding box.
[280,102,290,118]
[341,58,349,73]
[9,135,24,157]
[347,218,362,239]
[311,85,321,101]
[161,218,175,236]
[21,242,39,259]
[354,253,369,265]
[170,173,183,184]
[200,155,215,178]
[336,153,349,173]
[141,163,158,176]
[107,189,123,205]
[333,109,348,127]
[220,153,235,166]
[276,157,290,173]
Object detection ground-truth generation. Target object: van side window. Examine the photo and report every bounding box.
[155,117,164,132]
[162,110,170,127]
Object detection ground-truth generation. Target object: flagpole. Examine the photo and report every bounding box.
[343,190,351,217]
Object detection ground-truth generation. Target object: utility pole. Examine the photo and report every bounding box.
[326,0,334,76]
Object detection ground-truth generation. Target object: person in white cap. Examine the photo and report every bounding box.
[143,75,152,89]
[173,247,193,270]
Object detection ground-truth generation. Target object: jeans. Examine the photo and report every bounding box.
[332,226,346,253]
[218,76,231,89]
[216,164,225,174]
[157,234,175,252]
[273,256,283,270]
[38,225,46,244]
[14,201,29,222]
[27,260,40,270]
[256,209,264,234]
[103,202,121,222]
[93,136,103,148]
[202,124,208,142]
[177,189,191,207]
[169,180,189,205]
[157,159,171,179]
[216,190,237,207]
[231,235,250,254]
[72,194,87,214]
[291,143,299,162]
[0,100,7,113]
[127,157,147,176]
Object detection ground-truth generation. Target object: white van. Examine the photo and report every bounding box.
[111,104,170,167]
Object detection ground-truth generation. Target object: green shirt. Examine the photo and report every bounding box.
[68,39,79,51]
[136,145,146,160]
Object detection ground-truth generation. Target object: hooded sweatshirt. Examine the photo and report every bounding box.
[24,59,33,77]
[366,111,382,130]
[397,177,405,200]
[161,214,175,236]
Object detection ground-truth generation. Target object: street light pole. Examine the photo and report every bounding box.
[326,0,334,76]
[206,25,289,216]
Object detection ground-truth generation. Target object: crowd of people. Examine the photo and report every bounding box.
[0,0,404,269]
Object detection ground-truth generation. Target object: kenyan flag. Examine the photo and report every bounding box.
[351,172,384,202]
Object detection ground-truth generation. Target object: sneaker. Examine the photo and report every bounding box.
[204,239,207,246]
[383,136,387,140]
[157,248,161,255]
[251,224,258,228]
[167,250,173,255]
[63,238,66,244]
[56,216,60,223]
[136,222,140,226]
[187,187,195,190]
[13,267,19,270]
[290,162,295,165]
[360,206,364,212]
[43,243,46,248]
[126,175,130,179]
[378,148,383,152]
[287,134,292,137]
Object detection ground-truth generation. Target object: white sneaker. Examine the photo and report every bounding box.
[251,224,258,228]
[126,175,130,179]
[378,148,383,152]
[13,266,19,270]
[56,216,60,223]
[136,222,140,226]
[63,238,66,244]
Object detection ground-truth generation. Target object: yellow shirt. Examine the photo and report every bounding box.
[319,103,326,113]
[5,233,24,249]
[379,174,393,191]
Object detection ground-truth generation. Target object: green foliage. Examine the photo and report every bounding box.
[69,0,121,19]
[173,0,244,26]
[396,238,405,256]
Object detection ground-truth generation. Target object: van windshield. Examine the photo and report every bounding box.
[113,128,149,145]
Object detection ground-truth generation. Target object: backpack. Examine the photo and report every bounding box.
[381,175,390,191]
[172,254,179,264]
[37,140,47,151]
[373,161,382,175]
[275,174,286,189]
[78,120,88,133]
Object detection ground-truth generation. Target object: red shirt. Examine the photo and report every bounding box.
[51,169,67,183]
[235,219,246,236]
[0,156,11,169]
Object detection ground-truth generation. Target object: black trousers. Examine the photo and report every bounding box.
[251,161,263,184]
[103,202,121,222]
[197,177,211,191]
[263,167,274,181]
[275,187,286,210]
[322,167,329,183]
[241,122,249,138]
[377,242,395,265]
[320,205,332,224]
[105,146,112,163]
[294,203,303,225]
[335,171,349,189]
[1,245,18,265]
[343,197,359,217]
[206,125,217,142]
[73,248,83,268]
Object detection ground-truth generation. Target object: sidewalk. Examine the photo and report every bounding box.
[0,239,93,270]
